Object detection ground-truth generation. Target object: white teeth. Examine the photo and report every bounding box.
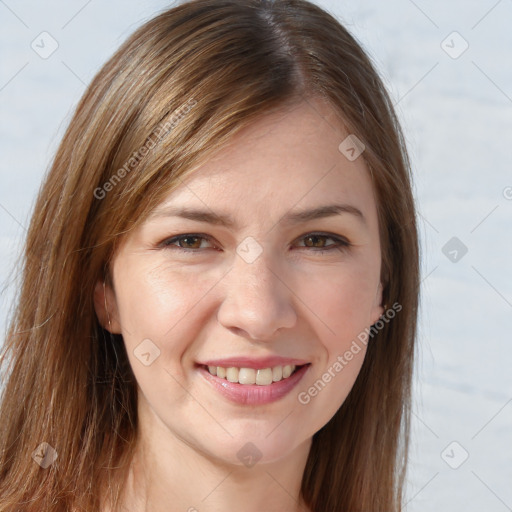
[226,367,239,383]
[282,365,293,379]
[238,368,256,385]
[206,364,298,385]
[272,365,282,382]
[256,368,273,386]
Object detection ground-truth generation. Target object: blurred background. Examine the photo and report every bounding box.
[1,0,511,510]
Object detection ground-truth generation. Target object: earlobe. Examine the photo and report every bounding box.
[93,279,122,334]
[370,282,385,326]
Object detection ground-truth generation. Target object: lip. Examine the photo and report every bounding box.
[197,363,311,405]
[198,356,310,370]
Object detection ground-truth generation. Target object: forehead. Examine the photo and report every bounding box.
[150,99,378,230]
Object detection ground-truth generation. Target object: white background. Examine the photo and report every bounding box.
[1,0,511,510]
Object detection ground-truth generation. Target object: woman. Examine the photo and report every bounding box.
[0,0,420,510]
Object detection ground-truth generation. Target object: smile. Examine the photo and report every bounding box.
[206,364,298,385]
[197,363,311,405]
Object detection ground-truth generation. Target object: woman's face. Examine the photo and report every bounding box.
[96,98,384,466]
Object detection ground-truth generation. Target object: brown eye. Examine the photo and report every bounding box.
[296,233,350,253]
[176,236,202,249]
[303,235,330,248]
[162,234,215,251]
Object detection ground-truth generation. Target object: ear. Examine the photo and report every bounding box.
[369,282,385,326]
[93,279,122,334]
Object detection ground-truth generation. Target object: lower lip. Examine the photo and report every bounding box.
[198,364,310,405]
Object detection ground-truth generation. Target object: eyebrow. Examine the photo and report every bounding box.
[150,203,366,228]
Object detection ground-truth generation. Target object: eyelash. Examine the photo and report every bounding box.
[160,232,351,254]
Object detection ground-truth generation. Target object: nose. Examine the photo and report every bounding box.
[216,250,297,341]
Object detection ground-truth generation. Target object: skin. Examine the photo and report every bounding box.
[94,97,384,512]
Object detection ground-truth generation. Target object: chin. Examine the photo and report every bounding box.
[201,430,307,468]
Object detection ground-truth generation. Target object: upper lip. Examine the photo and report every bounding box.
[198,356,310,369]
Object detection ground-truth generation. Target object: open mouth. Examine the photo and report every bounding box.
[197,362,311,405]
[200,363,309,386]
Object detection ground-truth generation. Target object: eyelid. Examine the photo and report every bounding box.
[160,233,218,251]
[160,232,351,253]
[293,232,351,249]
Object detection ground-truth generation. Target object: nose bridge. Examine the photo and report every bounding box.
[216,247,297,340]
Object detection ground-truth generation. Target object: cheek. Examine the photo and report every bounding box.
[112,261,225,412]
[113,260,221,360]
[300,261,379,342]
[296,345,366,438]
[291,261,376,410]
[293,268,373,430]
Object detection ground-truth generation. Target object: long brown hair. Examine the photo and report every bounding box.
[0,1,419,510]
